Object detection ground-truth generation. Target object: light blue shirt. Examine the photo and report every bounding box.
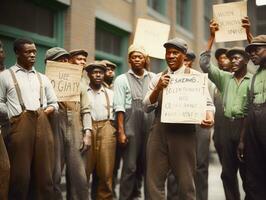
[113,69,155,113]
[0,64,58,118]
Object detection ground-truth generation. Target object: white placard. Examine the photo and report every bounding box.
[133,18,170,59]
[161,73,208,124]
[213,1,247,42]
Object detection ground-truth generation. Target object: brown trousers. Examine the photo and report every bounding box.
[6,110,54,200]
[146,118,196,200]
[85,120,116,200]
[0,133,10,200]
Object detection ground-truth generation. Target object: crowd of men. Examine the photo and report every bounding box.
[0,16,265,200]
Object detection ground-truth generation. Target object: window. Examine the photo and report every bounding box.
[148,0,166,15]
[204,0,212,40]
[95,19,129,74]
[176,0,192,31]
[256,5,266,35]
[0,0,54,37]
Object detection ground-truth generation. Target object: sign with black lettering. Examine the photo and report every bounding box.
[213,1,247,42]
[161,73,208,124]
[45,61,83,101]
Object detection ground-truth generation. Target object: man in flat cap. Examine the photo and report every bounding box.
[102,60,117,90]
[46,47,90,200]
[184,50,196,68]
[113,44,155,199]
[69,49,88,68]
[200,20,252,200]
[0,38,58,199]
[143,37,214,199]
[244,35,266,200]
[84,61,116,199]
[0,40,10,200]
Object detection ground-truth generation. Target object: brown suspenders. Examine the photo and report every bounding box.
[103,87,111,120]
[9,69,44,110]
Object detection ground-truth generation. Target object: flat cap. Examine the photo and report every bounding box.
[69,49,88,57]
[84,61,107,72]
[226,47,249,60]
[245,35,266,53]
[186,50,196,61]
[45,47,69,61]
[163,37,188,54]
[215,48,228,60]
[128,44,148,57]
[101,60,117,69]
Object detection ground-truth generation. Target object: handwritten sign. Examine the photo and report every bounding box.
[45,61,83,102]
[133,18,170,59]
[213,1,247,42]
[161,73,208,124]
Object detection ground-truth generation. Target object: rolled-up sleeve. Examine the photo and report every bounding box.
[0,74,8,115]
[43,75,58,110]
[113,76,127,113]
[80,82,92,130]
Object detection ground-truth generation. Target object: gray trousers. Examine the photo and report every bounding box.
[167,126,211,200]
[51,109,89,200]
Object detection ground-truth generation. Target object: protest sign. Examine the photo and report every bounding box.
[133,18,170,59]
[213,1,247,42]
[161,73,208,124]
[45,61,83,102]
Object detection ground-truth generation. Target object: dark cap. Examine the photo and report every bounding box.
[226,47,249,60]
[101,60,117,69]
[163,37,188,54]
[245,35,266,53]
[45,47,69,61]
[69,49,88,58]
[84,61,107,72]
[186,50,196,61]
[215,48,228,60]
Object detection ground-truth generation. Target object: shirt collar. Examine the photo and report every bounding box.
[14,63,36,73]
[167,65,186,74]
[128,69,148,78]
[88,85,105,93]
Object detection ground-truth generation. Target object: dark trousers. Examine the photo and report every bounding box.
[245,104,266,200]
[7,110,54,200]
[146,119,196,200]
[213,117,246,200]
[0,133,10,200]
[167,126,211,200]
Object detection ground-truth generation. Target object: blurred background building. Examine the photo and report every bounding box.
[0,0,265,73]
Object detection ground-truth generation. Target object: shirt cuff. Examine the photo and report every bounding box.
[114,106,125,113]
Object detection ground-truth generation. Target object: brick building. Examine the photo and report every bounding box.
[0,0,265,73]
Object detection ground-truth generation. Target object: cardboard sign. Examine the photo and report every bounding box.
[161,73,208,124]
[45,61,83,102]
[213,1,247,42]
[133,18,170,59]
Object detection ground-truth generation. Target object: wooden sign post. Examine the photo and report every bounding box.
[161,73,208,124]
[45,61,83,102]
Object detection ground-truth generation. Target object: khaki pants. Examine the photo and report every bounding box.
[146,118,196,200]
[6,110,54,200]
[85,120,116,200]
[0,134,9,200]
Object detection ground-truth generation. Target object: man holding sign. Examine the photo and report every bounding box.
[143,38,214,200]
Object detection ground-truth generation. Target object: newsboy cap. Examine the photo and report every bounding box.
[101,60,117,69]
[45,47,69,61]
[215,48,228,60]
[69,49,88,57]
[163,37,188,54]
[226,47,249,60]
[186,50,196,61]
[84,61,107,72]
[245,35,266,53]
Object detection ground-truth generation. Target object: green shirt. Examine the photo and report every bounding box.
[250,67,266,104]
[200,51,252,118]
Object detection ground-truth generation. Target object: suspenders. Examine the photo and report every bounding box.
[9,69,44,110]
[103,87,111,120]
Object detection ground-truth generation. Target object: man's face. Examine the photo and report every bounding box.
[184,56,193,68]
[88,68,104,85]
[0,47,5,65]
[69,54,87,67]
[248,46,266,66]
[229,53,247,73]
[129,52,146,71]
[17,43,37,68]
[55,55,68,63]
[217,54,231,71]
[165,47,185,71]
[105,66,115,80]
